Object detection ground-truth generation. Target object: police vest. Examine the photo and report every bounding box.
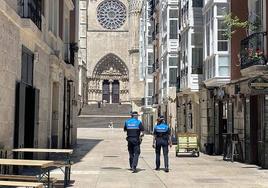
[154,123,170,138]
[125,118,142,137]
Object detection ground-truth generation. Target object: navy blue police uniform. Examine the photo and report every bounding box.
[153,122,171,170]
[124,117,144,170]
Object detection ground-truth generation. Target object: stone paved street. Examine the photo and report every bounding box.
[54,128,268,188]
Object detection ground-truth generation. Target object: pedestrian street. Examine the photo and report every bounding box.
[53,128,268,188]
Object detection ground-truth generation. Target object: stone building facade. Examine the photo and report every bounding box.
[84,0,144,111]
[0,0,79,153]
[222,0,268,168]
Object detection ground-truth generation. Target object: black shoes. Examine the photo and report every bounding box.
[155,167,160,171]
[164,168,169,173]
[132,167,137,173]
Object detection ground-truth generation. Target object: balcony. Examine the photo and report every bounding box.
[240,32,268,76]
[18,0,42,30]
[64,43,79,66]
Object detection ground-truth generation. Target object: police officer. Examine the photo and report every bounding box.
[124,111,144,173]
[153,115,172,172]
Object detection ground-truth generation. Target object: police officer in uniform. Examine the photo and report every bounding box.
[124,111,144,173]
[153,115,172,172]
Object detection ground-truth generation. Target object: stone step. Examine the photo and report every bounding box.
[78,116,128,128]
[80,104,132,116]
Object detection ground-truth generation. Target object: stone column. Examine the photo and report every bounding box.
[128,0,144,109]
[119,80,123,103]
[100,80,103,102]
[109,79,113,104]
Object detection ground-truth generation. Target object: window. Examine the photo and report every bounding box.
[192,48,203,74]
[191,33,203,46]
[193,0,203,7]
[248,0,263,33]
[217,4,228,16]
[218,56,229,76]
[97,0,127,29]
[169,20,178,39]
[148,25,153,45]
[21,46,34,86]
[148,53,153,66]
[148,82,153,96]
[163,8,167,33]
[206,24,210,56]
[148,67,153,74]
[19,0,42,30]
[169,57,178,66]
[218,20,228,51]
[169,68,177,87]
[49,0,59,35]
[169,9,178,18]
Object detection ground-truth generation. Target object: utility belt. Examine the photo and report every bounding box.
[156,133,169,139]
[127,136,139,140]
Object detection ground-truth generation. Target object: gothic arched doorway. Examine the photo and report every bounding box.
[88,54,129,104]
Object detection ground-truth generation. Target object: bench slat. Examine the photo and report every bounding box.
[0,174,57,183]
[0,180,43,187]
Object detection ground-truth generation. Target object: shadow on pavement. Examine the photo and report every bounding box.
[71,138,103,163]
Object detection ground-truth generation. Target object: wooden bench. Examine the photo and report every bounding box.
[0,180,43,187]
[0,174,57,184]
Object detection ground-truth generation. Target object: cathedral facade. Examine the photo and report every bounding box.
[81,0,144,107]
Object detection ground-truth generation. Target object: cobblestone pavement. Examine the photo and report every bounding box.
[53,128,268,188]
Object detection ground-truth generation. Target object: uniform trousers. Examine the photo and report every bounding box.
[127,137,141,169]
[155,137,169,169]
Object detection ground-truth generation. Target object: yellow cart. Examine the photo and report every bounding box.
[175,133,200,157]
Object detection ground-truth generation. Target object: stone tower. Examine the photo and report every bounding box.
[128,0,144,110]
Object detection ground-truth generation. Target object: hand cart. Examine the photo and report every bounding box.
[175,133,200,157]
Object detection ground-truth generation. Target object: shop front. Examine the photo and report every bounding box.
[226,76,268,168]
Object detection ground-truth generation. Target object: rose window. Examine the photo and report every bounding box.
[97,0,127,29]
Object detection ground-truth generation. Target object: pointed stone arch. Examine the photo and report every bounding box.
[88,53,130,104]
[93,53,129,80]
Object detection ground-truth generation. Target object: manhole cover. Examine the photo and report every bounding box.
[101,167,122,170]
[104,155,119,158]
[193,178,226,183]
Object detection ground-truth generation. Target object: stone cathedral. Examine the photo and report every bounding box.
[80,0,144,110]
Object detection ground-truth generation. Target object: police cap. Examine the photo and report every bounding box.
[130,111,139,116]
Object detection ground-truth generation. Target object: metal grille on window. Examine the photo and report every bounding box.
[97,0,127,30]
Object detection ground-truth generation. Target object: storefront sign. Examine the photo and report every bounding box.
[248,76,268,91]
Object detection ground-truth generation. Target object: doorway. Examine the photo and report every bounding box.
[102,80,110,103]
[51,82,59,149]
[14,82,39,159]
[217,101,227,155]
[250,95,260,165]
[112,80,119,103]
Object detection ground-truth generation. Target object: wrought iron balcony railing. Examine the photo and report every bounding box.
[64,43,79,66]
[240,32,267,69]
[19,0,42,30]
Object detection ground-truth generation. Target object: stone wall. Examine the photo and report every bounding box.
[0,10,20,149]
[87,31,129,76]
[0,0,78,151]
